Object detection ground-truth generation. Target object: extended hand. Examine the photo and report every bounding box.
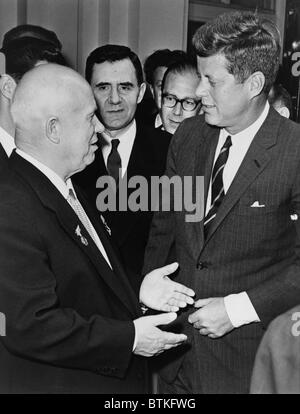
[133,312,187,357]
[139,262,195,312]
[188,297,234,338]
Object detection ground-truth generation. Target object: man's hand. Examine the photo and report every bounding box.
[188,297,234,338]
[139,262,195,312]
[133,312,187,357]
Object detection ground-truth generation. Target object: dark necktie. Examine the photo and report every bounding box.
[107,139,122,184]
[204,135,232,234]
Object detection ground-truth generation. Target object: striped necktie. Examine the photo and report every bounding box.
[204,135,232,234]
[67,188,98,246]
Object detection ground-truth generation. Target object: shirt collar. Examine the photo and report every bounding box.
[221,101,270,144]
[0,125,15,156]
[16,148,74,200]
[155,113,163,129]
[101,119,136,146]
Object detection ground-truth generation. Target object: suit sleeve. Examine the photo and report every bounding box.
[248,138,300,327]
[0,190,134,378]
[142,132,178,275]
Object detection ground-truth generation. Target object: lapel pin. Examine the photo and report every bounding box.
[75,225,89,246]
[100,215,111,236]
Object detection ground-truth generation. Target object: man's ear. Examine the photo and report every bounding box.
[46,117,61,144]
[247,71,265,99]
[0,74,17,100]
[277,106,290,119]
[137,82,146,104]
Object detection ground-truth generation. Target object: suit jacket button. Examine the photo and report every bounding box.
[197,261,209,269]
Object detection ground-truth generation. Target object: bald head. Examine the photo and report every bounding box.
[12,64,92,131]
[11,63,103,180]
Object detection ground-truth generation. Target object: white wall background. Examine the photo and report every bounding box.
[0,0,286,75]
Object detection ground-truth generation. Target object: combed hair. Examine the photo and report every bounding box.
[5,37,67,82]
[161,57,198,92]
[144,49,188,85]
[192,11,281,94]
[85,44,144,85]
[1,24,62,52]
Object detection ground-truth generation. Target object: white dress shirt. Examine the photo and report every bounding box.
[16,149,112,268]
[155,113,163,129]
[102,120,136,177]
[0,126,15,156]
[205,102,270,328]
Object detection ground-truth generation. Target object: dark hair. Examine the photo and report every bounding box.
[1,24,62,52]
[144,49,188,85]
[268,84,293,116]
[4,37,67,82]
[161,57,198,92]
[85,44,144,85]
[192,11,280,94]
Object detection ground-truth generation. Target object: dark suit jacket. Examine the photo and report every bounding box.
[250,305,300,394]
[0,152,148,394]
[0,144,9,170]
[143,108,300,393]
[74,121,172,294]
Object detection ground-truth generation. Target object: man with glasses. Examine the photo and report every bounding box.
[161,58,202,134]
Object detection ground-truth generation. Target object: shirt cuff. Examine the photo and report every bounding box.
[224,292,260,328]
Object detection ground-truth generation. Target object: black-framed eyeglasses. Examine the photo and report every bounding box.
[162,94,201,111]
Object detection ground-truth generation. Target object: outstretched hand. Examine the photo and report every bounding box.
[139,262,195,312]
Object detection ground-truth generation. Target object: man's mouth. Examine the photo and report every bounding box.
[107,109,124,113]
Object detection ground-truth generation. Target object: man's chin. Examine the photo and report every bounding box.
[75,153,96,175]
[204,113,218,126]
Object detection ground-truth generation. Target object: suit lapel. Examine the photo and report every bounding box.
[111,125,151,245]
[0,143,9,164]
[203,108,280,247]
[77,187,141,315]
[10,153,139,317]
[186,124,219,258]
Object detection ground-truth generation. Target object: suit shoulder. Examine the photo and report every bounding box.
[170,114,207,151]
[135,123,172,154]
[263,305,300,347]
[0,165,41,208]
[136,122,171,141]
[277,115,300,141]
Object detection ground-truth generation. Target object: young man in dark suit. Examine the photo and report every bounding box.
[0,64,195,394]
[143,11,300,394]
[74,45,172,294]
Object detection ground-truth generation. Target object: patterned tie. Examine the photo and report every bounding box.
[67,188,97,245]
[204,135,232,234]
[107,139,122,184]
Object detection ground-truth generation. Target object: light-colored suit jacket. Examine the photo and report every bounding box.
[251,305,300,394]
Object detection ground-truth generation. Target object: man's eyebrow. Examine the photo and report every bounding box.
[95,82,111,87]
[119,82,134,87]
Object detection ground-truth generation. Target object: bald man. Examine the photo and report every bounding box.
[0,64,194,394]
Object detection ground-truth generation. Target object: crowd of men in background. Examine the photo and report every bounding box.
[0,11,299,394]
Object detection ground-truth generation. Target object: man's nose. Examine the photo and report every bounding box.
[173,101,183,116]
[195,79,208,99]
[108,87,121,104]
